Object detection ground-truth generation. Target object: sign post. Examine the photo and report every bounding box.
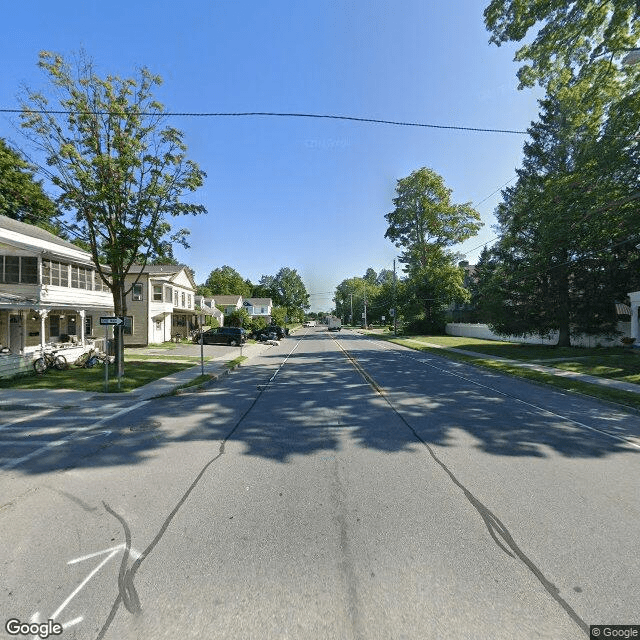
[199,314,205,376]
[99,317,124,392]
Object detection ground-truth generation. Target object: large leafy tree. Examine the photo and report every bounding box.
[203,266,252,297]
[255,267,309,320]
[474,95,640,345]
[20,51,206,373]
[0,138,61,234]
[484,0,640,95]
[384,167,482,331]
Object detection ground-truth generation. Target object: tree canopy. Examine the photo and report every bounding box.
[203,266,252,297]
[473,94,640,345]
[384,167,481,332]
[19,50,206,373]
[484,0,640,95]
[0,138,61,234]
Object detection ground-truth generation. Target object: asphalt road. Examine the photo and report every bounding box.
[1,328,639,639]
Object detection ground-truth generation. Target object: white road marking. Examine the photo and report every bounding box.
[62,616,83,629]
[0,401,148,470]
[348,335,640,451]
[0,408,56,431]
[51,543,141,621]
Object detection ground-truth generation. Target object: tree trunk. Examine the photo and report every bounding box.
[112,279,127,378]
[556,259,571,347]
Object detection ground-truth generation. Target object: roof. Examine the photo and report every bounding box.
[131,263,197,288]
[0,215,84,253]
[245,298,272,306]
[214,295,243,305]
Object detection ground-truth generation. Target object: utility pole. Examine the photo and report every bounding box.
[363,282,368,328]
[393,258,397,335]
[350,293,353,326]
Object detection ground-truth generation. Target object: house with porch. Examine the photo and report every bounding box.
[123,264,198,346]
[0,215,114,377]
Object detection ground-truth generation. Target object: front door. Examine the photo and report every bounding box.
[9,314,22,352]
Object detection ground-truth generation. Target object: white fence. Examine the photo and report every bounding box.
[445,323,631,348]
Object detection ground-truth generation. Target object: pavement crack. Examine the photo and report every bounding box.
[338,338,590,637]
[96,338,305,639]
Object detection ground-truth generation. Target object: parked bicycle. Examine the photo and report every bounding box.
[33,349,69,374]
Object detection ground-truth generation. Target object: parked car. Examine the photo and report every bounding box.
[254,325,286,340]
[194,327,247,346]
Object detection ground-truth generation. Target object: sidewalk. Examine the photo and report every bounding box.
[0,342,270,410]
[397,337,640,395]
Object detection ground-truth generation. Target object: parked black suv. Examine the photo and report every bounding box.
[195,327,247,346]
[254,325,286,340]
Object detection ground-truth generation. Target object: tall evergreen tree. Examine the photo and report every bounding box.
[474,95,640,344]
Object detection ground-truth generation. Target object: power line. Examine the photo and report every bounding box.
[1,108,529,135]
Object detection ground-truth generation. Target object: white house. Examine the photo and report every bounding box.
[242,297,273,323]
[123,264,198,346]
[194,296,225,327]
[214,295,243,316]
[0,215,114,377]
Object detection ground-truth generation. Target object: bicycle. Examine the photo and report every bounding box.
[33,349,69,374]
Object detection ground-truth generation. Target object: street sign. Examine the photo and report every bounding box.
[99,316,124,326]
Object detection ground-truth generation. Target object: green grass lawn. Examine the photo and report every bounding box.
[0,360,195,393]
[369,333,640,410]
[398,334,633,361]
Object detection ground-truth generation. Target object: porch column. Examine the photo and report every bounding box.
[39,310,49,354]
[632,302,640,341]
[78,309,86,345]
[19,311,26,354]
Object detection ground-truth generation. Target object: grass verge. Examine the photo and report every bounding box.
[224,356,247,369]
[377,335,640,411]
[172,373,216,393]
[0,360,195,393]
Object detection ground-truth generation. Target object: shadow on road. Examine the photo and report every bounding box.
[7,331,639,476]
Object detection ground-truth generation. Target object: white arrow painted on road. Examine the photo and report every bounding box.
[31,543,141,631]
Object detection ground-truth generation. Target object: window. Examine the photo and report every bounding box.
[70,266,79,288]
[187,294,191,308]
[66,315,77,336]
[153,285,163,301]
[123,316,133,335]
[4,257,19,283]
[60,263,68,287]
[181,292,186,308]
[174,290,178,306]
[22,258,37,283]
[132,283,143,301]
[0,256,38,284]
[49,315,60,338]
[50,262,60,286]
[85,316,93,337]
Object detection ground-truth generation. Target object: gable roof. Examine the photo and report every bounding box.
[0,215,84,253]
[245,298,272,306]
[214,295,243,305]
[131,263,197,289]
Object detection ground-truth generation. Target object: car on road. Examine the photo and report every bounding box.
[194,327,247,346]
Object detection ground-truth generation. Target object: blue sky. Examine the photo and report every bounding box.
[1,1,543,311]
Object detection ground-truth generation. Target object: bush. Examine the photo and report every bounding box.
[248,316,268,334]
